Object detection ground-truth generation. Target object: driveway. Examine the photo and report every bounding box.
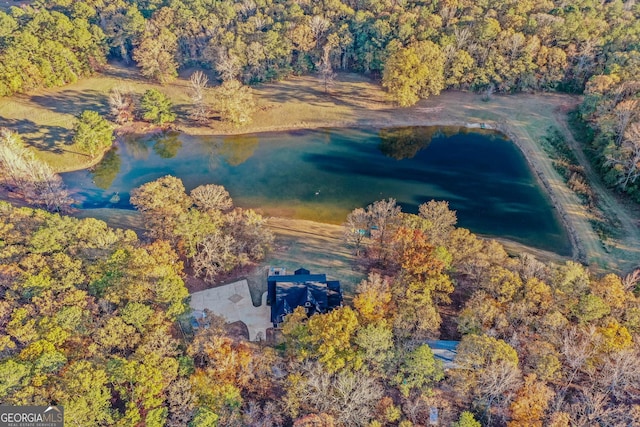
[189,279,271,341]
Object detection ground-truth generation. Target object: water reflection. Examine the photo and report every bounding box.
[91,148,121,189]
[379,127,442,159]
[152,132,183,159]
[62,127,571,254]
[218,134,259,166]
[121,134,151,160]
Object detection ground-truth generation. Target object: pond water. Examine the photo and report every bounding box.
[61,126,571,255]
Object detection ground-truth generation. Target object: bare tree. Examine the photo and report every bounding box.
[474,360,522,424]
[108,87,134,124]
[192,232,238,282]
[613,99,638,145]
[216,50,242,82]
[28,162,73,212]
[454,26,472,49]
[0,128,72,212]
[367,198,402,265]
[517,253,549,281]
[343,207,369,256]
[284,361,383,426]
[567,388,637,427]
[318,60,336,94]
[317,41,336,94]
[606,122,640,189]
[560,326,601,392]
[310,16,330,48]
[242,401,285,427]
[189,71,209,123]
[594,345,640,401]
[0,127,30,189]
[622,268,640,291]
[190,184,233,212]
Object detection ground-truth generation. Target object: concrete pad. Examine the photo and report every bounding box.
[190,279,271,341]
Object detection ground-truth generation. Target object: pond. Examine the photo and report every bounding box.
[61,126,571,255]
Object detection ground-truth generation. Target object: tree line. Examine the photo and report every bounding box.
[340,198,640,426]
[1,0,638,196]
[2,196,637,425]
[2,0,637,95]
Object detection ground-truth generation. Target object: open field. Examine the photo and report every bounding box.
[1,62,638,273]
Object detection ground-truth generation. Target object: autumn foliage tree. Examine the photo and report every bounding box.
[214,80,256,126]
[382,41,445,107]
[130,176,272,283]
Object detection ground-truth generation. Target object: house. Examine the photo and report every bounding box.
[425,340,460,370]
[267,267,343,327]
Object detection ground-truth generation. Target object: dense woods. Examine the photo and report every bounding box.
[1,0,639,197]
[1,198,638,425]
[1,0,640,425]
[130,175,273,282]
[2,0,637,95]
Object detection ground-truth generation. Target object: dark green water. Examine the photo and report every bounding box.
[61,126,571,255]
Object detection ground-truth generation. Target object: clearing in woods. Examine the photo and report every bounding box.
[1,62,638,274]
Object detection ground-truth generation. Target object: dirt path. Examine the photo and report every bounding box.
[555,115,640,272]
[3,65,638,273]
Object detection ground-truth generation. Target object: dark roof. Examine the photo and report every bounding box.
[268,268,342,325]
[268,274,326,283]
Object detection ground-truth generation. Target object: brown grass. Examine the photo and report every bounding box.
[2,62,638,274]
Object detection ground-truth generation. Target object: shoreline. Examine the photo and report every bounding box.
[34,111,585,265]
[2,65,636,272]
[70,207,570,266]
[143,114,583,262]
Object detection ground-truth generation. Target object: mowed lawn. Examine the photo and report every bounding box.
[0,62,387,172]
[0,64,195,171]
[4,61,640,273]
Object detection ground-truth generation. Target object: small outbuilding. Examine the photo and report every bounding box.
[426,340,460,370]
[267,267,343,327]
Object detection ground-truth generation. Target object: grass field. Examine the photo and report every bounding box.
[0,64,198,171]
[2,62,639,274]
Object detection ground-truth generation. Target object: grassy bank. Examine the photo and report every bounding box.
[2,62,639,273]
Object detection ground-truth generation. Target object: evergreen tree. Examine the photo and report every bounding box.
[140,89,176,125]
[72,110,114,158]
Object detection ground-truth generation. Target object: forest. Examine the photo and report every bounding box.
[1,0,640,425]
[0,0,639,198]
[1,196,639,426]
